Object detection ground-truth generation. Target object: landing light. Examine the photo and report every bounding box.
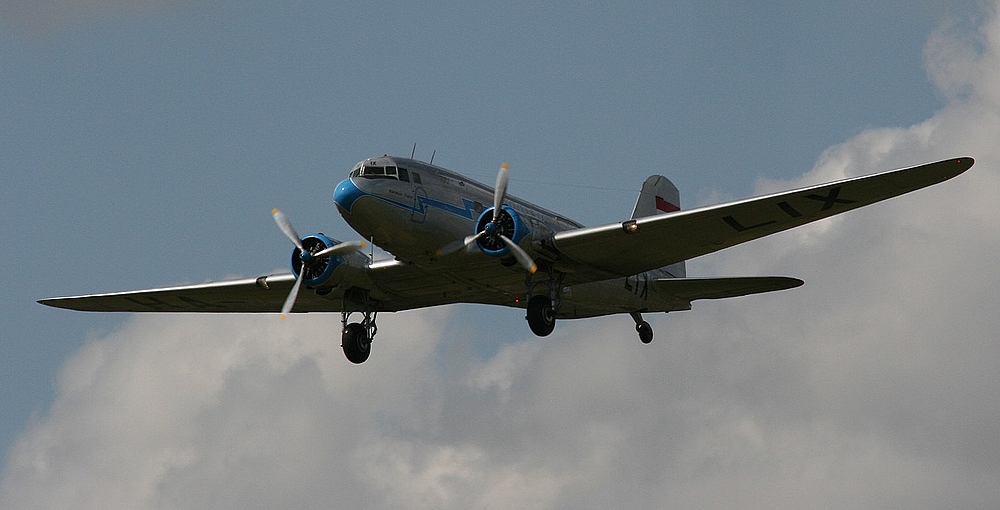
[622,220,639,233]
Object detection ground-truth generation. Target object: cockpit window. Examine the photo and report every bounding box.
[352,163,413,182]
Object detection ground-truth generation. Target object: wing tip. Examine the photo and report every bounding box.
[38,297,66,308]
[935,156,975,178]
[955,156,975,171]
[36,297,101,312]
[786,277,805,289]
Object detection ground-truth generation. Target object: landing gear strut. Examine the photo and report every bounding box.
[631,312,653,344]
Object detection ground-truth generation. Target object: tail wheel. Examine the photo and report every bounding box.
[636,321,653,344]
[342,322,371,364]
[526,295,556,337]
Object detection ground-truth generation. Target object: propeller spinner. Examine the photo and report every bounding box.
[271,208,366,318]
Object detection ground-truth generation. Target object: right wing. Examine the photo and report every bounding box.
[552,158,973,278]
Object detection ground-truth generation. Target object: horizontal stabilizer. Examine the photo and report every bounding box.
[653,276,803,302]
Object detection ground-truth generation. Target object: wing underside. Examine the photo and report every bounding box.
[37,274,322,313]
[38,261,529,314]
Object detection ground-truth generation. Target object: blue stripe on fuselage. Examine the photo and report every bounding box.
[334,178,367,211]
[334,177,479,220]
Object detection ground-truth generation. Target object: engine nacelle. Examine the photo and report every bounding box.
[474,205,530,259]
[290,233,347,287]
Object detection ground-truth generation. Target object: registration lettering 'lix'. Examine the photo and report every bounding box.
[804,186,855,211]
[123,295,233,311]
[723,216,777,233]
[723,186,857,232]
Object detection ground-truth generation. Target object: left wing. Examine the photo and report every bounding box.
[37,259,522,314]
[37,274,321,313]
[552,157,973,278]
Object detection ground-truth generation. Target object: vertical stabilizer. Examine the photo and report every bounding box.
[631,175,685,277]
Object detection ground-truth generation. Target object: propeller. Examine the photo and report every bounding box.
[271,208,366,318]
[493,162,509,222]
[436,163,537,274]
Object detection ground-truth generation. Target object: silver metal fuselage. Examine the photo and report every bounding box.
[332,156,682,319]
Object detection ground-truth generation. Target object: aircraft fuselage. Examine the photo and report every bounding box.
[332,156,683,319]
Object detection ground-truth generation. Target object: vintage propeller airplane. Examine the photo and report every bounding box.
[40,155,973,363]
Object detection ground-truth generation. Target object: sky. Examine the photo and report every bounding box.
[1,0,998,508]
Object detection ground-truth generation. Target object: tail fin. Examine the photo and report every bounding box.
[631,175,685,277]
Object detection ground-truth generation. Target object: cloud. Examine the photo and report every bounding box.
[4,4,1000,510]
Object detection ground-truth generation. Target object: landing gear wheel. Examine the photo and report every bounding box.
[342,322,371,364]
[636,321,653,344]
[526,295,556,337]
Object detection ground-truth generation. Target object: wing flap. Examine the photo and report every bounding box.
[552,158,973,277]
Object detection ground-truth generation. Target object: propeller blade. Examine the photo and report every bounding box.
[280,262,306,318]
[313,240,367,259]
[499,235,537,274]
[493,162,509,222]
[272,208,304,251]
[436,232,483,257]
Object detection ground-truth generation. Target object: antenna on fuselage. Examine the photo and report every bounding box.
[410,143,417,159]
[429,150,436,165]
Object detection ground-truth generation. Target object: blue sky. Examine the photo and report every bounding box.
[2,1,998,508]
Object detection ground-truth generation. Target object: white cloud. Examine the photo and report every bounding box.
[4,4,1000,509]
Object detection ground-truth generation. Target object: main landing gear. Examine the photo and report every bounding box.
[526,295,556,336]
[341,319,372,364]
[525,271,561,337]
[341,300,377,364]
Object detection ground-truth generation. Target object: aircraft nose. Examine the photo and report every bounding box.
[333,177,365,213]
